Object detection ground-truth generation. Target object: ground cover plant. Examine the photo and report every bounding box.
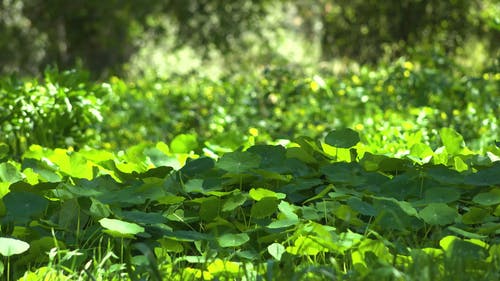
[0,128,499,280]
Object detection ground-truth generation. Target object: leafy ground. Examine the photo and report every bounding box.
[0,128,499,281]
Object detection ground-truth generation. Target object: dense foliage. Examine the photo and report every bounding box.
[0,128,499,280]
[0,69,110,158]
[104,57,499,152]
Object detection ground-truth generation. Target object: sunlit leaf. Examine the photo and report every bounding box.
[217,233,249,247]
[0,237,30,256]
[99,218,144,237]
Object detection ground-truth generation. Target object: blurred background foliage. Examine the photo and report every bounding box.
[0,0,499,156]
[1,0,498,77]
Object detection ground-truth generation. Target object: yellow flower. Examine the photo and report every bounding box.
[494,73,500,81]
[452,109,460,116]
[483,73,490,80]
[310,80,320,92]
[403,61,414,71]
[355,123,364,130]
[440,112,447,120]
[337,89,346,96]
[249,127,259,137]
[404,70,411,78]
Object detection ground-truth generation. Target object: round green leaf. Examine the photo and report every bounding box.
[325,128,360,148]
[250,197,279,218]
[0,162,23,183]
[472,189,500,206]
[424,187,461,203]
[419,203,457,225]
[3,191,49,223]
[99,218,145,237]
[170,134,198,154]
[216,151,261,174]
[0,237,30,256]
[217,233,249,248]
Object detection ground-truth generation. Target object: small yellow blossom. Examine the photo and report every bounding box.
[452,109,460,116]
[316,124,326,131]
[249,127,259,137]
[404,70,411,78]
[440,112,447,120]
[310,81,320,92]
[355,123,364,130]
[403,61,414,71]
[483,73,490,80]
[337,89,346,96]
[494,73,500,80]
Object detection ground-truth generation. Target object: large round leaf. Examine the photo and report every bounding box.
[0,237,30,256]
[170,134,198,154]
[217,233,249,248]
[325,128,360,148]
[216,151,261,174]
[419,203,457,225]
[99,218,144,238]
[3,191,48,223]
[472,189,500,206]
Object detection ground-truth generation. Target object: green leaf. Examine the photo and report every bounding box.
[170,134,198,154]
[249,188,286,201]
[119,210,167,224]
[347,197,377,216]
[216,151,261,174]
[465,162,500,186]
[419,203,457,226]
[325,128,360,148]
[99,218,145,238]
[199,196,220,221]
[0,162,23,183]
[180,157,215,178]
[278,201,299,220]
[247,145,287,169]
[268,243,285,261]
[462,207,490,224]
[217,233,249,247]
[439,127,465,155]
[267,218,299,229]
[472,188,500,206]
[446,226,487,239]
[423,187,461,204]
[163,230,211,242]
[3,191,49,223]
[222,192,247,212]
[250,197,279,218]
[0,237,30,256]
[0,143,9,159]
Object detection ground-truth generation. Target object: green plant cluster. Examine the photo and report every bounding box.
[104,57,499,151]
[0,69,110,157]
[0,129,499,280]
